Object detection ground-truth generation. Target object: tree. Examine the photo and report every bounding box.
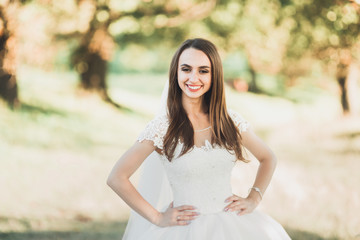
[53,0,216,108]
[201,0,290,93]
[0,0,48,108]
[0,1,20,108]
[279,0,360,115]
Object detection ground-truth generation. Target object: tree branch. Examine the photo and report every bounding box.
[166,0,217,27]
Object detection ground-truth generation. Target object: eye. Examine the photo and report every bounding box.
[200,69,209,74]
[181,68,191,72]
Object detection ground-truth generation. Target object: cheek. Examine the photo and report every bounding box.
[177,71,186,82]
[205,75,212,87]
[177,73,185,90]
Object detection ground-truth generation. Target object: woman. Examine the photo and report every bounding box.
[107,38,291,239]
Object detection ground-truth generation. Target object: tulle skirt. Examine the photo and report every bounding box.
[135,210,291,240]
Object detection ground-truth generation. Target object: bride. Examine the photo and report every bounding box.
[107,38,291,239]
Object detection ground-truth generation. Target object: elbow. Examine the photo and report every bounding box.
[106,174,116,189]
[270,152,277,169]
[260,152,277,169]
[106,172,129,190]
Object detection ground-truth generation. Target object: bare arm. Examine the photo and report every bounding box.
[107,140,160,224]
[241,127,277,203]
[107,140,198,226]
[224,127,277,215]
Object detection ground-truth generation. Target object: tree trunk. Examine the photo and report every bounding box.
[77,50,108,99]
[248,64,260,93]
[337,75,350,114]
[0,72,19,108]
[72,26,121,108]
[336,61,352,115]
[0,5,19,108]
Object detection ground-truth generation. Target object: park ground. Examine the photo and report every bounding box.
[0,66,359,240]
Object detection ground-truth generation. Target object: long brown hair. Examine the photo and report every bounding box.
[164,38,246,162]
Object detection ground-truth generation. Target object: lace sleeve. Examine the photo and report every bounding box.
[137,115,169,149]
[228,109,250,133]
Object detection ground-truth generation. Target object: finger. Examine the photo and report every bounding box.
[225,206,246,212]
[229,205,247,212]
[175,212,199,224]
[225,195,244,203]
[177,215,198,221]
[174,212,194,219]
[224,196,237,203]
[182,211,200,217]
[237,208,250,216]
[174,214,194,226]
[224,200,246,211]
[177,205,197,211]
[224,200,243,209]
[226,204,249,212]
[177,219,191,226]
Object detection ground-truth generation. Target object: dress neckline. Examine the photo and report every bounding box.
[194,126,212,132]
[179,139,215,151]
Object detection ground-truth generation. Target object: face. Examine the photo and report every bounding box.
[177,48,212,100]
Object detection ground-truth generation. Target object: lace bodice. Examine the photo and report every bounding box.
[137,110,250,214]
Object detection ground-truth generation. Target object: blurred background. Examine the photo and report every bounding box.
[0,0,360,239]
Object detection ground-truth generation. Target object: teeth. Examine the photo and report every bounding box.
[188,85,201,90]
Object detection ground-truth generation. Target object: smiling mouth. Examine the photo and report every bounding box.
[186,84,202,91]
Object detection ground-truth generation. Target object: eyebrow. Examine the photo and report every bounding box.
[180,64,210,69]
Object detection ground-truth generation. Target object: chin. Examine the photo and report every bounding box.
[184,91,207,99]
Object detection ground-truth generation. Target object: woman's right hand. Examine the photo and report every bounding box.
[154,202,200,227]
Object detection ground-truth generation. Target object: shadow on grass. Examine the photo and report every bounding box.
[333,148,360,155]
[19,102,68,117]
[0,223,344,240]
[19,99,149,119]
[0,231,122,240]
[0,220,127,240]
[286,227,340,240]
[336,131,360,140]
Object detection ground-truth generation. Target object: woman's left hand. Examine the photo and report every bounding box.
[223,194,260,216]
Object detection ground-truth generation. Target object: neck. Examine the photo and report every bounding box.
[181,95,205,116]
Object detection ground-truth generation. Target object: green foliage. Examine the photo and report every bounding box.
[8,0,360,105]
[109,47,171,74]
[282,1,360,57]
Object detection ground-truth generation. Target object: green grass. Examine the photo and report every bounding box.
[1,66,359,239]
[0,218,127,240]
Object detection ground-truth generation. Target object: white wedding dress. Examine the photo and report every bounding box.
[125,110,291,240]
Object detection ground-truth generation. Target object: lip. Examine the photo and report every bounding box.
[186,84,203,92]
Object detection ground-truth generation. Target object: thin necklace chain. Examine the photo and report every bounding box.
[194,126,212,132]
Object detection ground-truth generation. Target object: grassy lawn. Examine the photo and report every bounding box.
[1,66,359,239]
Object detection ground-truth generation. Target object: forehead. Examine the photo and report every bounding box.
[178,48,211,67]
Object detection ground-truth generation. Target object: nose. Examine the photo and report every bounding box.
[189,71,199,83]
